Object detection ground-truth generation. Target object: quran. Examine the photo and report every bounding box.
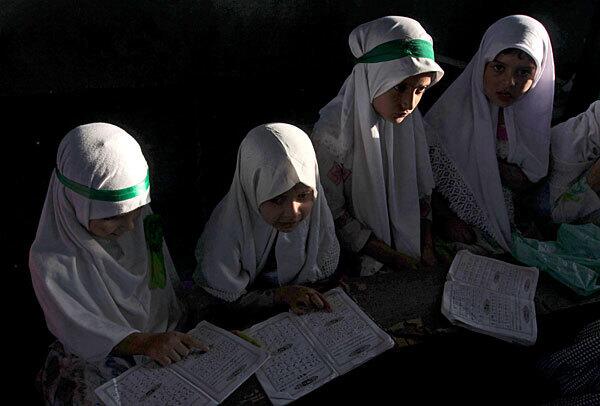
[246,287,394,405]
[441,250,539,346]
[95,321,269,406]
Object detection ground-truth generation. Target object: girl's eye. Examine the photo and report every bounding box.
[271,196,286,205]
[415,87,427,95]
[393,84,407,93]
[517,69,532,78]
[491,63,504,73]
[297,192,312,201]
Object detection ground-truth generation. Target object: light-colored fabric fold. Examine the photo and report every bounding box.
[549,101,600,223]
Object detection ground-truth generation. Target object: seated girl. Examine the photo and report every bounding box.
[29,123,206,404]
[194,123,340,315]
[548,100,600,224]
[424,15,555,252]
[311,16,444,276]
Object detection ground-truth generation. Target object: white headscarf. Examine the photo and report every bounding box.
[312,16,444,257]
[195,123,340,302]
[549,101,600,218]
[29,123,181,362]
[552,101,600,165]
[425,15,555,250]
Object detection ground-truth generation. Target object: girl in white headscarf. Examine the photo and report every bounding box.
[425,15,555,251]
[30,123,206,404]
[194,123,340,315]
[311,16,444,276]
[548,100,600,224]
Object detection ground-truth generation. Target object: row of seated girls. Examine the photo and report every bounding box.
[29,14,599,404]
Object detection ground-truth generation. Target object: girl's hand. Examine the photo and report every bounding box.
[586,158,600,193]
[362,236,419,271]
[420,243,438,268]
[498,159,531,192]
[391,251,420,271]
[420,218,437,268]
[443,215,476,244]
[274,285,332,315]
[116,331,209,366]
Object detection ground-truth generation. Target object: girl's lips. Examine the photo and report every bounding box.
[496,91,513,103]
[277,221,298,229]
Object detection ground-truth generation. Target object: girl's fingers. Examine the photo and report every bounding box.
[174,341,191,358]
[292,305,306,315]
[316,292,332,312]
[295,293,310,307]
[157,356,171,367]
[309,293,324,308]
[310,291,332,312]
[169,349,182,363]
[182,334,209,352]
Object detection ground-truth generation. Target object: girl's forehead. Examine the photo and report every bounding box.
[401,72,434,86]
[493,52,537,68]
[272,183,313,198]
[285,182,313,194]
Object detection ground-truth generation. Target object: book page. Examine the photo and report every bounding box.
[298,287,394,374]
[441,281,537,345]
[246,312,337,405]
[171,321,270,403]
[448,250,538,300]
[95,361,217,406]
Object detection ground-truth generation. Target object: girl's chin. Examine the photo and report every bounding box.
[275,223,299,232]
[390,112,410,124]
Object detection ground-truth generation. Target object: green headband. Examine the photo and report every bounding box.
[56,168,150,202]
[355,38,435,64]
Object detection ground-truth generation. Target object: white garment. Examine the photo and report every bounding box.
[549,101,600,222]
[195,123,340,302]
[425,15,555,250]
[29,123,181,362]
[312,16,443,258]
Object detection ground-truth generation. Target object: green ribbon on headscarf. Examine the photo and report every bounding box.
[144,214,167,289]
[55,168,150,202]
[355,38,435,64]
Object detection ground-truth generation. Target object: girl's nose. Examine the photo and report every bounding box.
[502,72,516,88]
[120,217,136,233]
[284,201,302,219]
[400,91,417,111]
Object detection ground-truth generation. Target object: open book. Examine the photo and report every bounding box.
[245,287,394,405]
[94,321,269,405]
[441,250,539,346]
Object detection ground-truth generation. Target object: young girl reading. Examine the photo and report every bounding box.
[29,123,206,404]
[194,123,340,315]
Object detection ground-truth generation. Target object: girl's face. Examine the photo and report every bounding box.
[88,206,144,239]
[372,72,433,124]
[259,183,315,232]
[483,52,537,107]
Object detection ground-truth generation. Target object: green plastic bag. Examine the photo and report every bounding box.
[511,224,600,296]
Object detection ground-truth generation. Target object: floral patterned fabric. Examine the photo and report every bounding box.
[37,341,136,405]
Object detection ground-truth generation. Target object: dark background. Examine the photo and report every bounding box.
[3,0,599,403]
